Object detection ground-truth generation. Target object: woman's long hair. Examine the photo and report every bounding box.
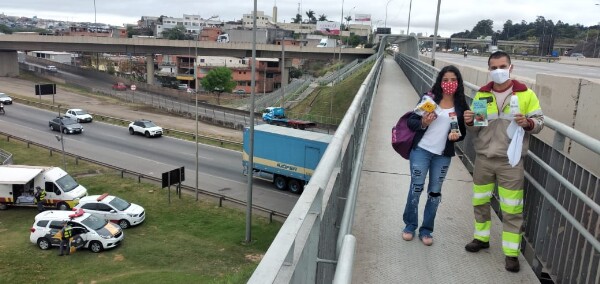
[430,65,469,110]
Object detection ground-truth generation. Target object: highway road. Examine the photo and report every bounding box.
[0,102,299,214]
[432,53,600,80]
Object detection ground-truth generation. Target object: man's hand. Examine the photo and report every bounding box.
[464,110,474,125]
[514,113,530,128]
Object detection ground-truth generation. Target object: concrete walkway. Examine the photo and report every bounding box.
[351,57,540,283]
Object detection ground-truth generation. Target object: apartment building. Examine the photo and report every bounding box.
[241,11,273,29]
[156,14,223,39]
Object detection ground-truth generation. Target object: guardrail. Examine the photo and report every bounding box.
[394,52,600,284]
[0,130,287,222]
[13,97,243,150]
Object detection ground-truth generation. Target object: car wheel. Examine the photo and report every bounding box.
[57,202,70,211]
[273,175,287,191]
[89,241,103,253]
[62,128,67,134]
[145,131,150,138]
[288,179,303,194]
[50,125,55,131]
[37,238,51,250]
[118,219,130,229]
[129,128,135,135]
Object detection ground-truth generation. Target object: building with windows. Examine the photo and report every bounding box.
[156,14,222,39]
[242,11,273,29]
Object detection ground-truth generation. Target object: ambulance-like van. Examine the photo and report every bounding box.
[0,165,88,210]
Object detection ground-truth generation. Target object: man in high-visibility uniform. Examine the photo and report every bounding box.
[463,51,544,272]
[35,186,46,212]
[59,222,73,256]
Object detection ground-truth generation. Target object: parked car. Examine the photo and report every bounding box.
[49,117,83,134]
[570,53,585,58]
[74,193,145,229]
[177,84,189,90]
[30,209,124,253]
[112,82,127,91]
[233,89,246,95]
[0,92,13,104]
[47,65,58,73]
[128,119,163,137]
[65,108,93,123]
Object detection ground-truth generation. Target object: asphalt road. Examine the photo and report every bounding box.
[432,53,600,80]
[0,102,299,214]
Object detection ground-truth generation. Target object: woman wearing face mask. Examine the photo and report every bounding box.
[401,65,469,246]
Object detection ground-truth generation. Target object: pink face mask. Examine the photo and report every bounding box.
[441,81,458,95]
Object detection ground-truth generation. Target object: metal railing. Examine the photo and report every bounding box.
[248,49,385,284]
[0,148,13,165]
[0,131,286,222]
[394,51,600,284]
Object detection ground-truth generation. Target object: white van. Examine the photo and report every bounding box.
[0,165,88,210]
[30,209,124,253]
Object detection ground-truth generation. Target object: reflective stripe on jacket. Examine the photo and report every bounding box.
[467,80,544,158]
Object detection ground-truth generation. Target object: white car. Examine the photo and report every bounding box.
[128,119,163,137]
[65,108,93,123]
[47,65,58,73]
[74,193,145,229]
[0,92,13,105]
[30,209,124,253]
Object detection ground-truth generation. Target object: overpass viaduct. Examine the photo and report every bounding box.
[0,34,375,77]
[418,36,576,51]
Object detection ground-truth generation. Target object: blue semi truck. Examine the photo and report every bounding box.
[262,107,317,130]
[242,124,332,194]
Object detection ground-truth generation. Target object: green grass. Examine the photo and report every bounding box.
[0,137,281,283]
[290,62,374,124]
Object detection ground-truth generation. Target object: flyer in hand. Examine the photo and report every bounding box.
[449,112,461,136]
[472,99,488,126]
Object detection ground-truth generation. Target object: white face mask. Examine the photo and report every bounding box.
[490,66,511,84]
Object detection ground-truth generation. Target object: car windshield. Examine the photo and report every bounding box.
[56,174,79,192]
[142,121,157,128]
[75,110,88,115]
[80,214,108,230]
[109,196,131,211]
[62,119,78,125]
[0,94,7,98]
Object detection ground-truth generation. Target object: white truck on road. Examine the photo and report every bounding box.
[0,165,88,210]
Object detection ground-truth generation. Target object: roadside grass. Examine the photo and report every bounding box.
[290,62,374,123]
[0,137,281,283]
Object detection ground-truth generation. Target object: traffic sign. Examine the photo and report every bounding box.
[130,84,137,91]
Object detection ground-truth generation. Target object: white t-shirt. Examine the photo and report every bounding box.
[418,107,455,155]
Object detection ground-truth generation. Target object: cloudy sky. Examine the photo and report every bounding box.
[1,0,599,37]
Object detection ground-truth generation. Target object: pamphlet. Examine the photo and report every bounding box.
[449,112,461,136]
[472,99,488,126]
[414,96,442,116]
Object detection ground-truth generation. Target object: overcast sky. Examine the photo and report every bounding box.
[2,0,599,37]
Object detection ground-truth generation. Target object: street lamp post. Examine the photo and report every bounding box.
[384,0,393,28]
[245,0,258,245]
[431,0,442,66]
[407,0,413,35]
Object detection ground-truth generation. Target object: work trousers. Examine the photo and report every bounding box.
[471,155,524,257]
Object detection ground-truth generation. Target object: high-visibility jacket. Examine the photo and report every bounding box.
[467,80,544,158]
[62,225,72,239]
[39,190,46,201]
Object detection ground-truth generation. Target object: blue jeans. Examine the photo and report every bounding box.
[403,147,451,238]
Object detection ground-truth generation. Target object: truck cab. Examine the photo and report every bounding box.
[0,166,88,210]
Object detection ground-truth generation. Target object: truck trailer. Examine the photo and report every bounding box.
[262,107,317,130]
[0,165,88,210]
[242,124,332,193]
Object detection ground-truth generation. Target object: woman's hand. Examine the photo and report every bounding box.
[448,132,460,141]
[421,112,437,128]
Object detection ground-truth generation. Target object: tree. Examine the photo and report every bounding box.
[201,67,236,105]
[305,10,316,24]
[161,24,187,40]
[289,67,303,79]
[344,16,353,29]
[292,14,302,24]
[318,14,328,21]
[471,19,494,38]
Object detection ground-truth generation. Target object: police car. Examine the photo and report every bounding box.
[74,193,145,229]
[30,209,124,253]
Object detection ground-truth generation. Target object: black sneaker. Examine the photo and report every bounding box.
[505,256,520,272]
[465,239,490,252]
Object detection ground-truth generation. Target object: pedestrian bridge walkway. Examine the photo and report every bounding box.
[351,57,540,282]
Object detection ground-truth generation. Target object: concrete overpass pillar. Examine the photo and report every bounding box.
[146,54,155,85]
[0,51,19,77]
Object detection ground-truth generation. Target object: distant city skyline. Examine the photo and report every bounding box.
[2,0,599,37]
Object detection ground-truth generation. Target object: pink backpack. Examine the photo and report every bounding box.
[391,111,415,159]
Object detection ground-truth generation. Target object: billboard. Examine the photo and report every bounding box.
[35,84,56,95]
[316,21,340,35]
[355,14,371,22]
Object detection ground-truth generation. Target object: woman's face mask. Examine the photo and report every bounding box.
[490,65,511,84]
[441,81,458,95]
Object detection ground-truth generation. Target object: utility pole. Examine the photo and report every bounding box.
[431,0,441,66]
[245,0,258,245]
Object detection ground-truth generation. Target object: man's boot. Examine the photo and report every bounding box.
[505,256,520,272]
[465,239,489,252]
